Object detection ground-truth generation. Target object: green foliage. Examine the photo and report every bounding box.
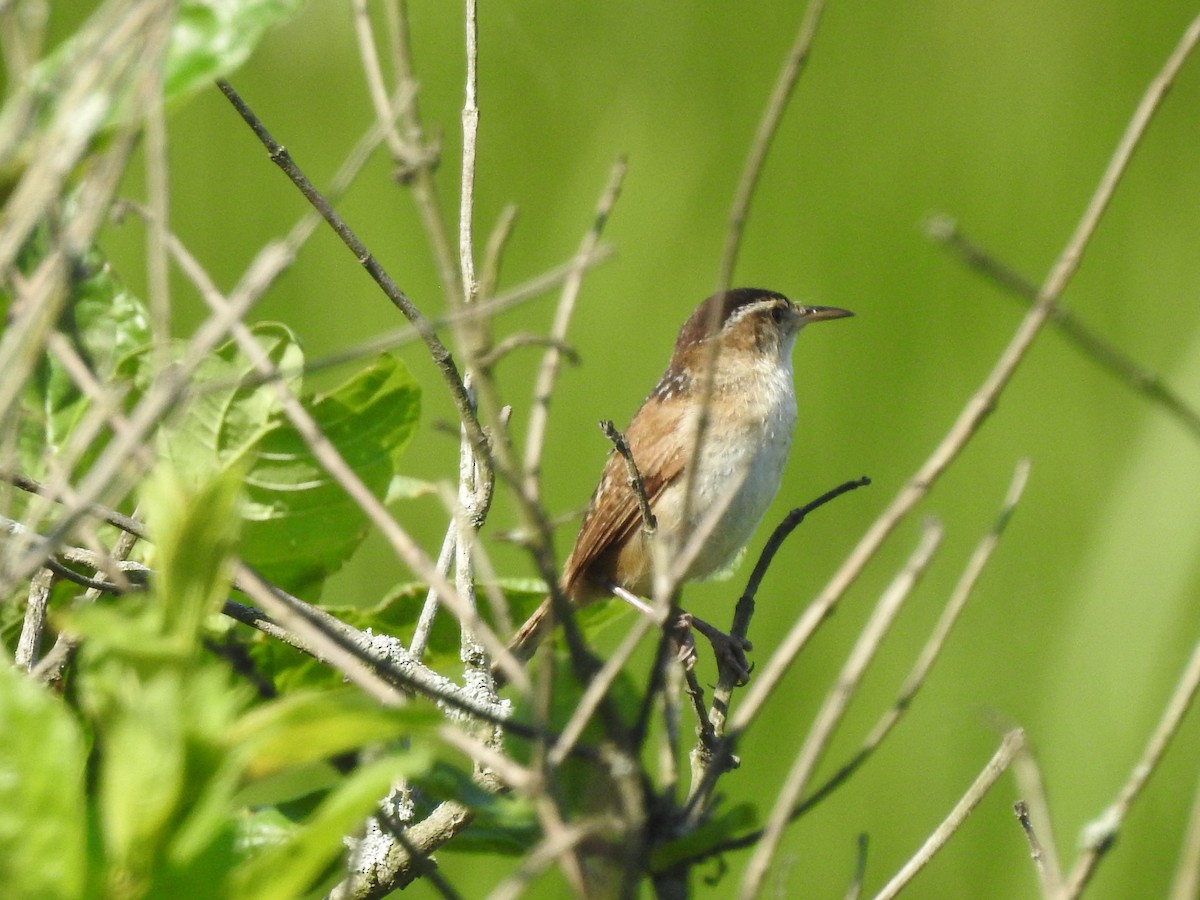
[239,353,421,595]
[0,665,87,900]
[32,0,306,128]
[5,469,448,900]
[165,0,309,102]
[16,244,151,482]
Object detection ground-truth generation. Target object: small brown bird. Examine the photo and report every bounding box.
[506,288,852,678]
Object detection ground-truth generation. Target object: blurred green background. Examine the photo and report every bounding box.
[52,1,1200,896]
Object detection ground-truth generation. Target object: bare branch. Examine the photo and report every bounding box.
[686,478,871,815]
[522,156,627,491]
[1013,801,1053,897]
[600,419,657,534]
[14,568,53,671]
[1169,768,1200,900]
[1012,742,1063,896]
[844,833,869,900]
[688,461,1028,863]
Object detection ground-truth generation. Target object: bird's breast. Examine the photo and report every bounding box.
[661,366,798,581]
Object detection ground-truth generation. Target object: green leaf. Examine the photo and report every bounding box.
[648,802,757,872]
[97,671,188,884]
[0,666,86,900]
[17,246,151,481]
[165,0,308,103]
[142,466,244,649]
[18,1,306,139]
[233,755,429,900]
[229,687,438,780]
[238,354,421,595]
[151,324,302,486]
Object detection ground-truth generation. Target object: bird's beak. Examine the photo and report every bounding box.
[798,304,854,323]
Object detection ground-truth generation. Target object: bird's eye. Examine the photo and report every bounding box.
[771,305,788,324]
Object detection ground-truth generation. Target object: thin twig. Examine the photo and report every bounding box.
[410,526,456,660]
[686,478,871,815]
[717,0,828,290]
[871,729,1025,900]
[600,419,657,533]
[728,9,1200,738]
[475,333,577,369]
[547,613,657,766]
[3,470,522,728]
[1012,742,1063,896]
[484,819,611,900]
[190,245,612,397]
[169,235,526,689]
[1061,630,1200,897]
[844,834,869,900]
[1013,801,1052,896]
[14,568,54,670]
[383,0,462,300]
[458,0,479,308]
[477,204,519,311]
[926,214,1200,439]
[215,79,493,519]
[692,460,1029,863]
[1169,767,1200,900]
[522,156,627,492]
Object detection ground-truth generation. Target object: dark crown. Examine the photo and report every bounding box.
[674,288,789,350]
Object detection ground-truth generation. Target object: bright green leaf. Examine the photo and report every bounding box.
[238,354,420,595]
[0,666,86,900]
[229,687,437,780]
[153,324,302,486]
[142,466,243,648]
[17,245,151,481]
[98,671,187,887]
[165,0,308,102]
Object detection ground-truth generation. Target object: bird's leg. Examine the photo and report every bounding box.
[689,615,753,686]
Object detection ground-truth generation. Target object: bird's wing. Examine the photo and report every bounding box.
[562,396,687,597]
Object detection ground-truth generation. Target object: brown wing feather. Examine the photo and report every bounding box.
[562,396,686,598]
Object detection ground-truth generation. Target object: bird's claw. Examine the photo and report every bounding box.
[670,611,698,670]
[675,613,753,686]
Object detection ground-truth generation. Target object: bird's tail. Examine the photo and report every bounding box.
[491,596,552,686]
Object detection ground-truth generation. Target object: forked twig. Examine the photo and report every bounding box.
[1061,631,1200,897]
[600,419,657,533]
